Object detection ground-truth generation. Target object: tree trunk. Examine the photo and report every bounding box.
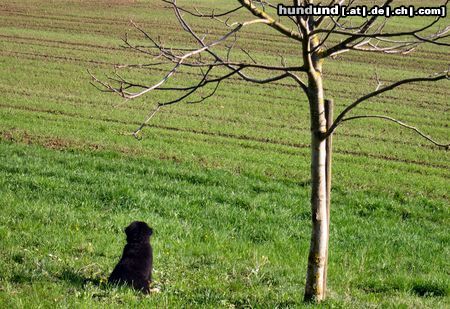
[298,15,329,300]
[323,99,334,298]
[304,71,329,302]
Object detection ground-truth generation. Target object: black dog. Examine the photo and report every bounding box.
[108,221,153,293]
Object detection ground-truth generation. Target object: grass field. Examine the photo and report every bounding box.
[0,0,449,307]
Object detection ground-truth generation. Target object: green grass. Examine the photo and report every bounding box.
[0,0,449,307]
[0,142,448,307]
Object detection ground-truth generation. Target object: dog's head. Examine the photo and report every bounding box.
[125,221,153,243]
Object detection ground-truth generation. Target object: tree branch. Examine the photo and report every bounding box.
[163,1,243,18]
[90,17,280,99]
[340,115,449,149]
[317,0,450,58]
[237,0,303,41]
[132,105,161,139]
[325,72,450,138]
[319,0,393,58]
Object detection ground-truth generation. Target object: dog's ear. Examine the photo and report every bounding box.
[148,227,153,237]
[124,222,137,237]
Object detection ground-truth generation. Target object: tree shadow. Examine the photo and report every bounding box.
[412,282,447,298]
[359,280,447,298]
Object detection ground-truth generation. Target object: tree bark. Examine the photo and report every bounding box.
[304,71,329,302]
[322,98,334,298]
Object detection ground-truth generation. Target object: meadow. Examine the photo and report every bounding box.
[0,0,449,307]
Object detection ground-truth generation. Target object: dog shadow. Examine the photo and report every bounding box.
[60,268,152,298]
[60,268,104,289]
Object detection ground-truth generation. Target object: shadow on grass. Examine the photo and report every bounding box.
[359,280,447,298]
[60,269,104,288]
[298,179,311,188]
[411,282,447,298]
[10,273,33,284]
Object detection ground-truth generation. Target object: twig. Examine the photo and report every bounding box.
[326,71,450,138]
[341,115,450,149]
[132,105,161,139]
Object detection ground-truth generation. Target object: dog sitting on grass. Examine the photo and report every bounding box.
[108,221,153,294]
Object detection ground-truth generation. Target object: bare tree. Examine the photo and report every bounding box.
[91,0,450,302]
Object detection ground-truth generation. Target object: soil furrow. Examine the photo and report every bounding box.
[1,103,447,170]
[2,48,448,103]
[1,9,448,59]
[1,14,447,67]
[1,82,447,131]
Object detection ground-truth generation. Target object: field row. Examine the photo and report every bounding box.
[0,0,448,200]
